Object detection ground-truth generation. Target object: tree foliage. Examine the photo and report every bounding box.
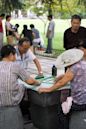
[0,0,86,18]
[0,0,24,13]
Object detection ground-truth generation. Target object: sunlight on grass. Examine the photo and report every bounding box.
[3,19,86,50]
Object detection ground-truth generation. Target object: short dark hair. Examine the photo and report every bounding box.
[6,15,11,20]
[71,14,81,22]
[48,15,53,19]
[23,25,27,29]
[15,24,19,28]
[0,13,5,17]
[30,24,34,28]
[1,45,16,58]
[18,37,30,46]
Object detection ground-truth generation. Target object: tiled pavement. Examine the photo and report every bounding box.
[27,55,56,76]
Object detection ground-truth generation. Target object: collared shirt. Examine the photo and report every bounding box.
[70,60,86,105]
[47,20,55,39]
[0,61,30,107]
[15,46,36,69]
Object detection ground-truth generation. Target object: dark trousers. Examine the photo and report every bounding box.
[57,89,71,129]
[57,104,69,129]
[46,38,52,53]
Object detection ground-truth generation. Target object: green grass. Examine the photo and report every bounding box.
[3,19,86,50]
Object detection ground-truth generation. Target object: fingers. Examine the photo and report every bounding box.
[34,81,41,86]
[38,88,45,93]
[38,88,51,93]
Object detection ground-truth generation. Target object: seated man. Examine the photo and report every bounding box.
[15,37,43,118]
[15,37,43,75]
[0,45,39,129]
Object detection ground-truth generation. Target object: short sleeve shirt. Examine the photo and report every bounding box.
[47,20,55,39]
[15,46,36,69]
[32,28,40,39]
[0,61,30,106]
[70,60,86,105]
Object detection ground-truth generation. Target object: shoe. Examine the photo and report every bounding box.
[45,51,52,54]
[44,51,48,53]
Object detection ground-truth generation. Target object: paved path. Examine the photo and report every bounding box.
[27,55,56,76]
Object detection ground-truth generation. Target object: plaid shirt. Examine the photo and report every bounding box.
[0,61,30,107]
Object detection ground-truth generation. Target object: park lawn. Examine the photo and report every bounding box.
[42,32,64,50]
[3,18,86,50]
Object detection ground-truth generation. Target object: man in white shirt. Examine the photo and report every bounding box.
[15,37,43,120]
[46,15,55,54]
[15,37,43,75]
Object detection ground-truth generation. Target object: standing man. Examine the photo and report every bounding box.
[0,13,5,50]
[46,15,55,54]
[64,14,86,50]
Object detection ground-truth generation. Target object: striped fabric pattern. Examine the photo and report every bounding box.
[0,61,30,106]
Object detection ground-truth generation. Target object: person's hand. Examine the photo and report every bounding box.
[34,80,41,86]
[38,72,43,76]
[54,74,64,84]
[35,72,44,79]
[38,87,52,93]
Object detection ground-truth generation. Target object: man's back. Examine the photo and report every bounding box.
[0,61,27,106]
[22,29,33,45]
[32,28,40,39]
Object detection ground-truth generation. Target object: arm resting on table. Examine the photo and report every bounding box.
[38,68,74,93]
[25,77,40,86]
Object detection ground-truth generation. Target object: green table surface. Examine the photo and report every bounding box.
[18,75,70,91]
